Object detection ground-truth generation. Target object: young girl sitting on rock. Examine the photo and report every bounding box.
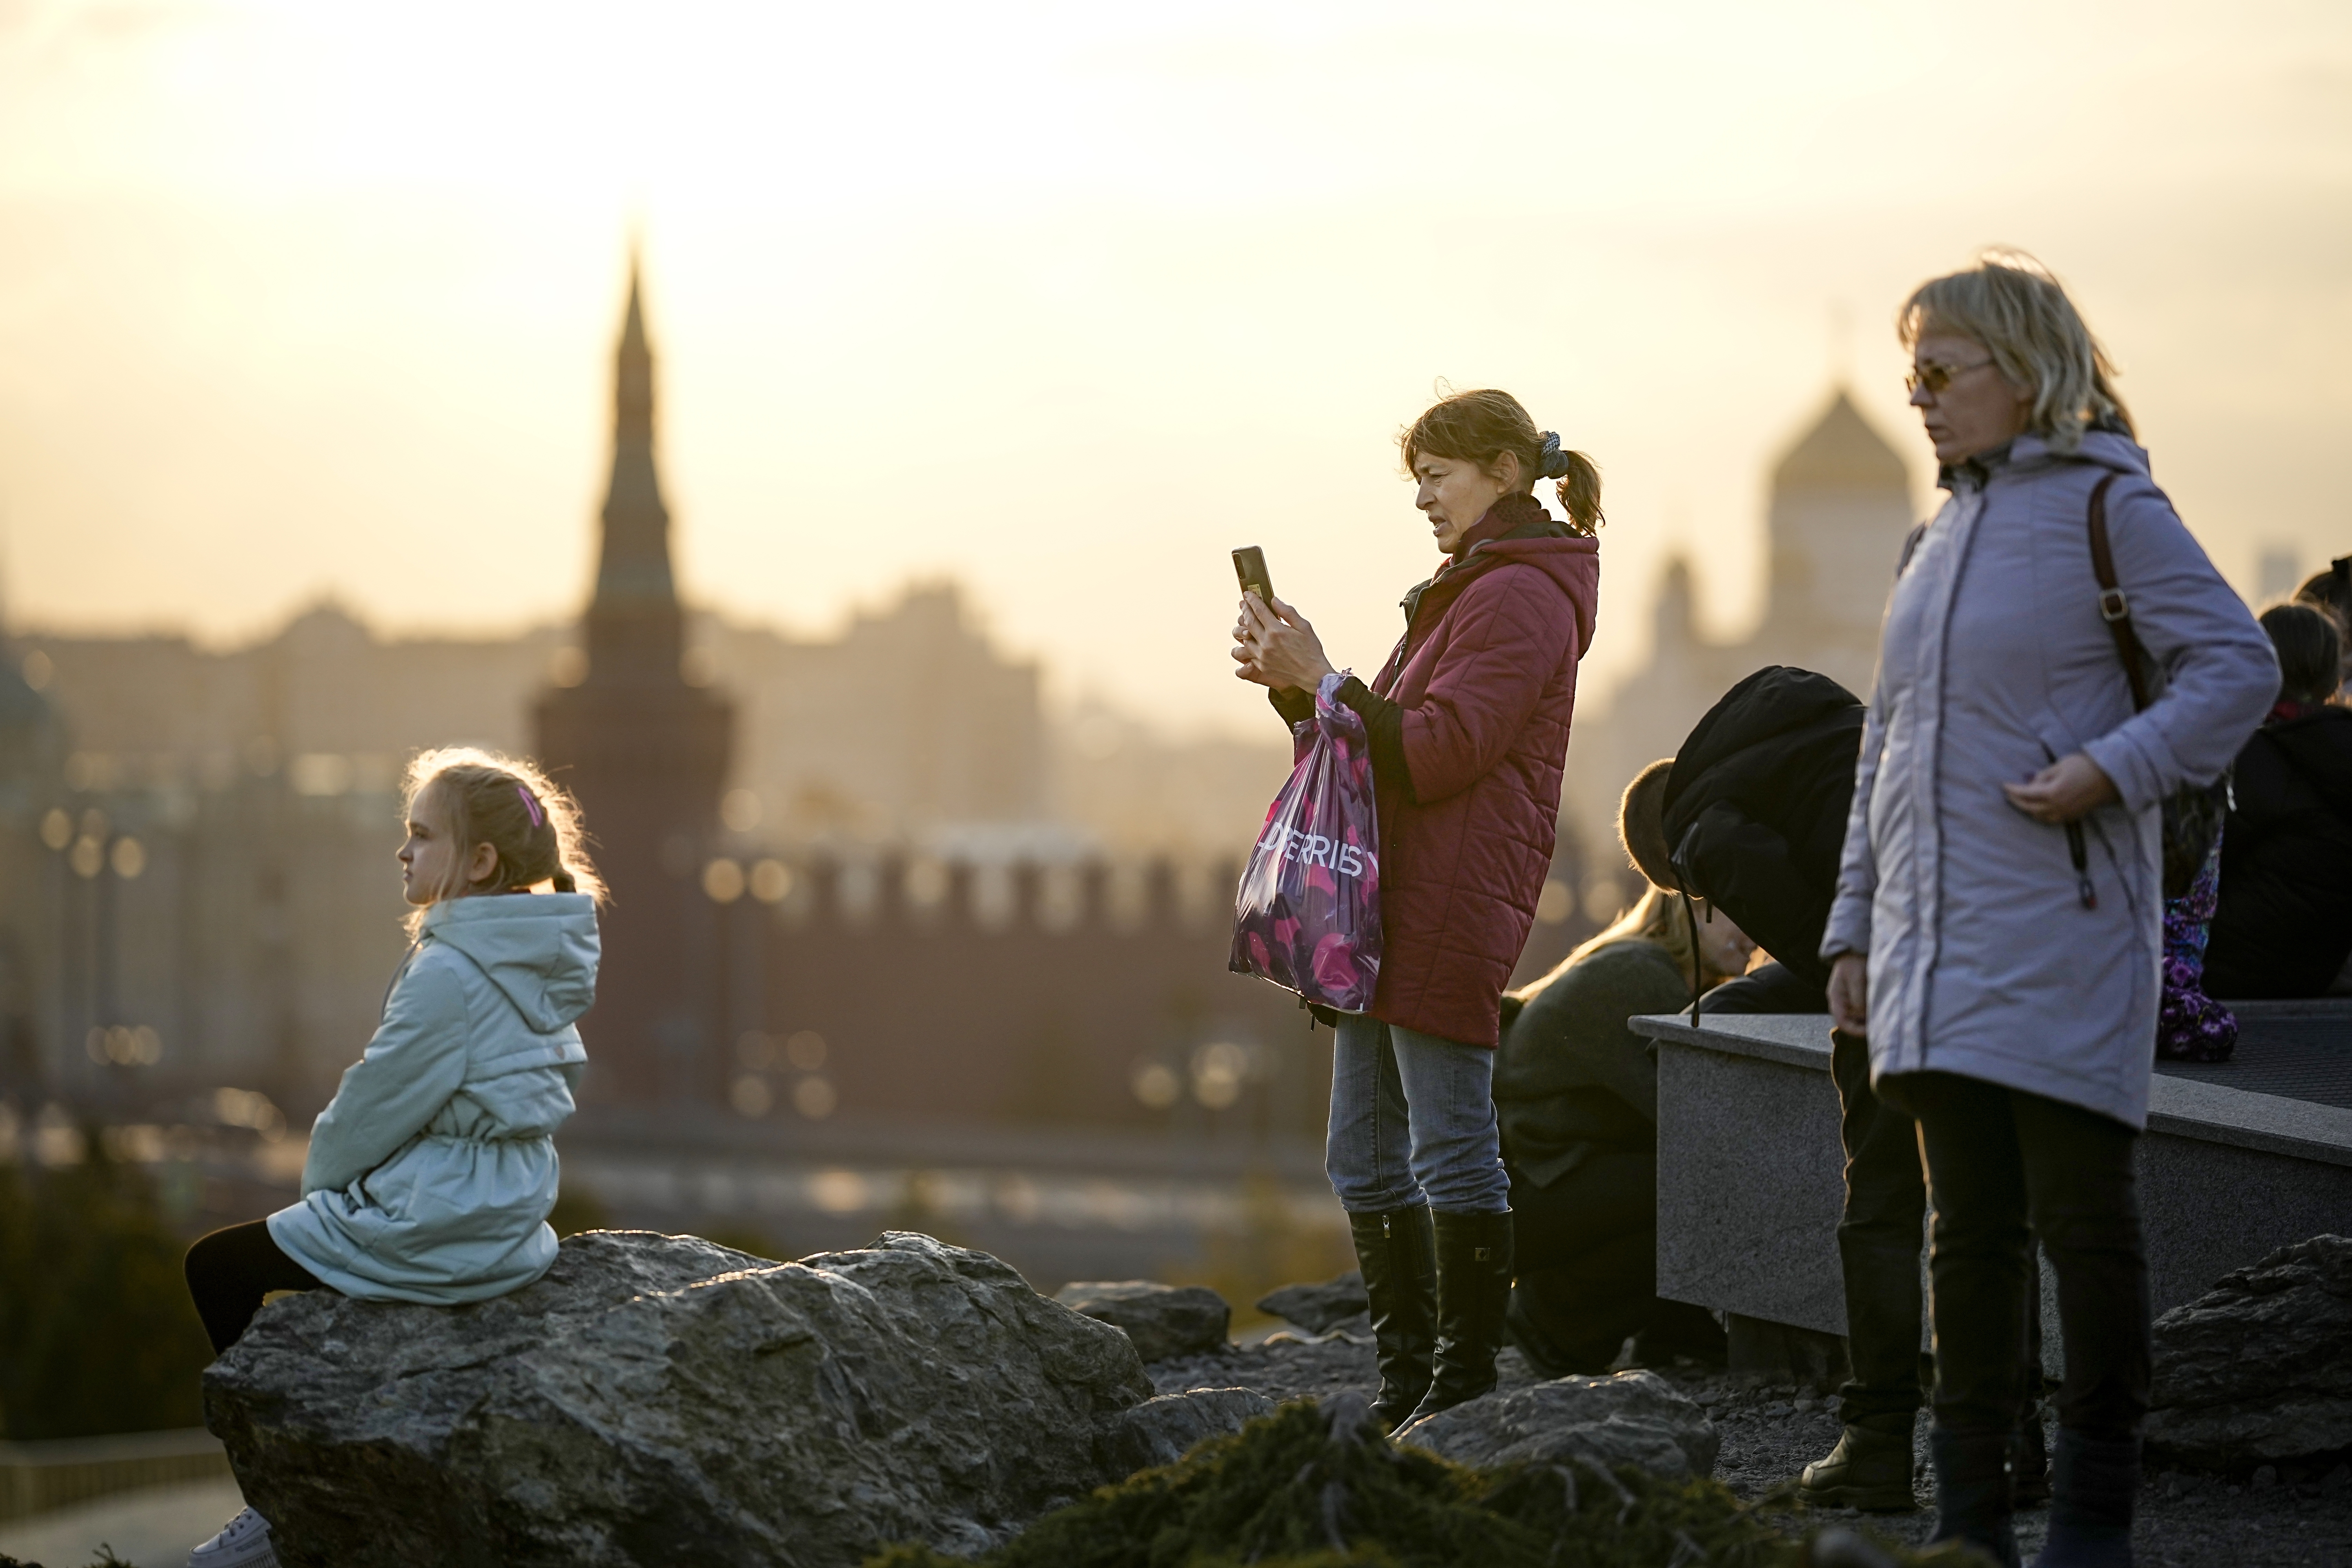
[179,748,604,1568]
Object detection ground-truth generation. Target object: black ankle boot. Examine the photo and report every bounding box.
[1347,1205,1436,1431]
[2013,1407,2051,1508]
[1929,1424,2020,1567]
[1399,1209,1513,1431]
[2031,1430,2138,1567]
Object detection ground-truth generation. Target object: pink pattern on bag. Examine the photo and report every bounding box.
[1229,673,1383,1012]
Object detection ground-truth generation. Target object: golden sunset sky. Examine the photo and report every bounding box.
[2,0,2347,733]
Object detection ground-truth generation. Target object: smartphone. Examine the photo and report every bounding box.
[1232,546,1275,607]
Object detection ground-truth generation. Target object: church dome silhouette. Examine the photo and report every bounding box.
[1772,387,1909,493]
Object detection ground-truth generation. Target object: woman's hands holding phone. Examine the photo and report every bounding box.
[1232,593,1337,693]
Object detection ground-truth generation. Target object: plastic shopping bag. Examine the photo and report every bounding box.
[1229,671,1382,1012]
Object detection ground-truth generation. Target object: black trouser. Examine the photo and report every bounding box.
[1829,1029,1938,1423]
[1877,1072,2149,1441]
[185,1220,324,1356]
[1507,1147,1654,1370]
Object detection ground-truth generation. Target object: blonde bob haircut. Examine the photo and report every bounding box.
[1898,250,2133,455]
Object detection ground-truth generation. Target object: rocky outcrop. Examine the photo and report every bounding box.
[1053,1279,1230,1361]
[1100,1387,1277,1473]
[204,1230,1264,1568]
[1396,1370,1720,1481]
[2147,1233,2352,1468]
[1256,1272,1369,1334]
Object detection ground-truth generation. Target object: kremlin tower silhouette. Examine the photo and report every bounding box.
[537,259,733,1103]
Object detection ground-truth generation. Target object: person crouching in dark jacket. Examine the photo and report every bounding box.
[1495,878,1751,1378]
[1637,665,1861,1013]
[1619,666,2045,1513]
[2205,603,2352,998]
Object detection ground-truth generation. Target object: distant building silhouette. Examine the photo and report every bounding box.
[535,263,734,1105]
[709,583,1052,846]
[0,658,66,1105]
[5,259,1598,1135]
[1560,389,1920,884]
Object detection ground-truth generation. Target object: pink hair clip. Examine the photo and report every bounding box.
[516,785,544,827]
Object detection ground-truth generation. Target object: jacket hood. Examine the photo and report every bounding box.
[1666,666,1862,808]
[422,893,601,1032]
[1945,427,2153,491]
[1475,534,1601,663]
[2043,428,2153,478]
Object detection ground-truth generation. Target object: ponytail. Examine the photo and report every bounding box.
[1548,447,1605,537]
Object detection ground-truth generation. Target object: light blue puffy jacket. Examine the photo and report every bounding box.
[268,893,599,1303]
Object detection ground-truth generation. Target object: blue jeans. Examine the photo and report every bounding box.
[1325,1015,1510,1215]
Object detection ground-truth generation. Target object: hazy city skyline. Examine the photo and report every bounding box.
[4,1,2348,739]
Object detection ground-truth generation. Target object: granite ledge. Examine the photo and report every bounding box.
[1631,1011,1832,1070]
[1630,1011,2352,1169]
[2222,997,2352,1020]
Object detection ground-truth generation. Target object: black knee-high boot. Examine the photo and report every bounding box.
[1930,1425,2020,1567]
[1401,1209,1513,1431]
[1347,1205,1437,1432]
[2031,1430,2138,1568]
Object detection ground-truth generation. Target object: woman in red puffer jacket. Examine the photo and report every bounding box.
[1233,388,1601,1430]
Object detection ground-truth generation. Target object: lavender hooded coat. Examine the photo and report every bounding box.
[1821,430,2276,1129]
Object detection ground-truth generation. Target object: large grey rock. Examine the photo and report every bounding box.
[1256,1272,1369,1334]
[1100,1387,1276,1473]
[1054,1279,1230,1361]
[1395,1370,1720,1481]
[204,1230,1157,1568]
[2146,1233,2352,1467]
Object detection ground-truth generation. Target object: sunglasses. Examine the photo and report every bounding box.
[1905,357,1997,397]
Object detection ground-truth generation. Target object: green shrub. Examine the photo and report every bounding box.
[0,1137,214,1439]
[866,1396,1955,1568]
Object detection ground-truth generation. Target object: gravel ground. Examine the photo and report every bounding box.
[1149,1333,2352,1566]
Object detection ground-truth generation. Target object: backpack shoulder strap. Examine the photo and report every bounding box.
[1896,521,1928,577]
[2086,473,2152,713]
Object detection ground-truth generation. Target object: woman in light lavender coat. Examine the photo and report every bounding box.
[1822,254,2276,1568]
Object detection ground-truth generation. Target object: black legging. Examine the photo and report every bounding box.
[185,1220,325,1355]
[1878,1071,2149,1441]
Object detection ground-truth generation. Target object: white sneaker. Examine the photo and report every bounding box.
[188,1506,278,1567]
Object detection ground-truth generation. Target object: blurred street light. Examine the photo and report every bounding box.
[730,1074,773,1117]
[1131,1059,1180,1110]
[1191,1040,1249,1110]
[703,857,746,903]
[111,837,147,879]
[750,858,793,904]
[793,1076,838,1119]
[720,789,762,833]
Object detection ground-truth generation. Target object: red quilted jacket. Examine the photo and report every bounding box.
[1367,502,1599,1046]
